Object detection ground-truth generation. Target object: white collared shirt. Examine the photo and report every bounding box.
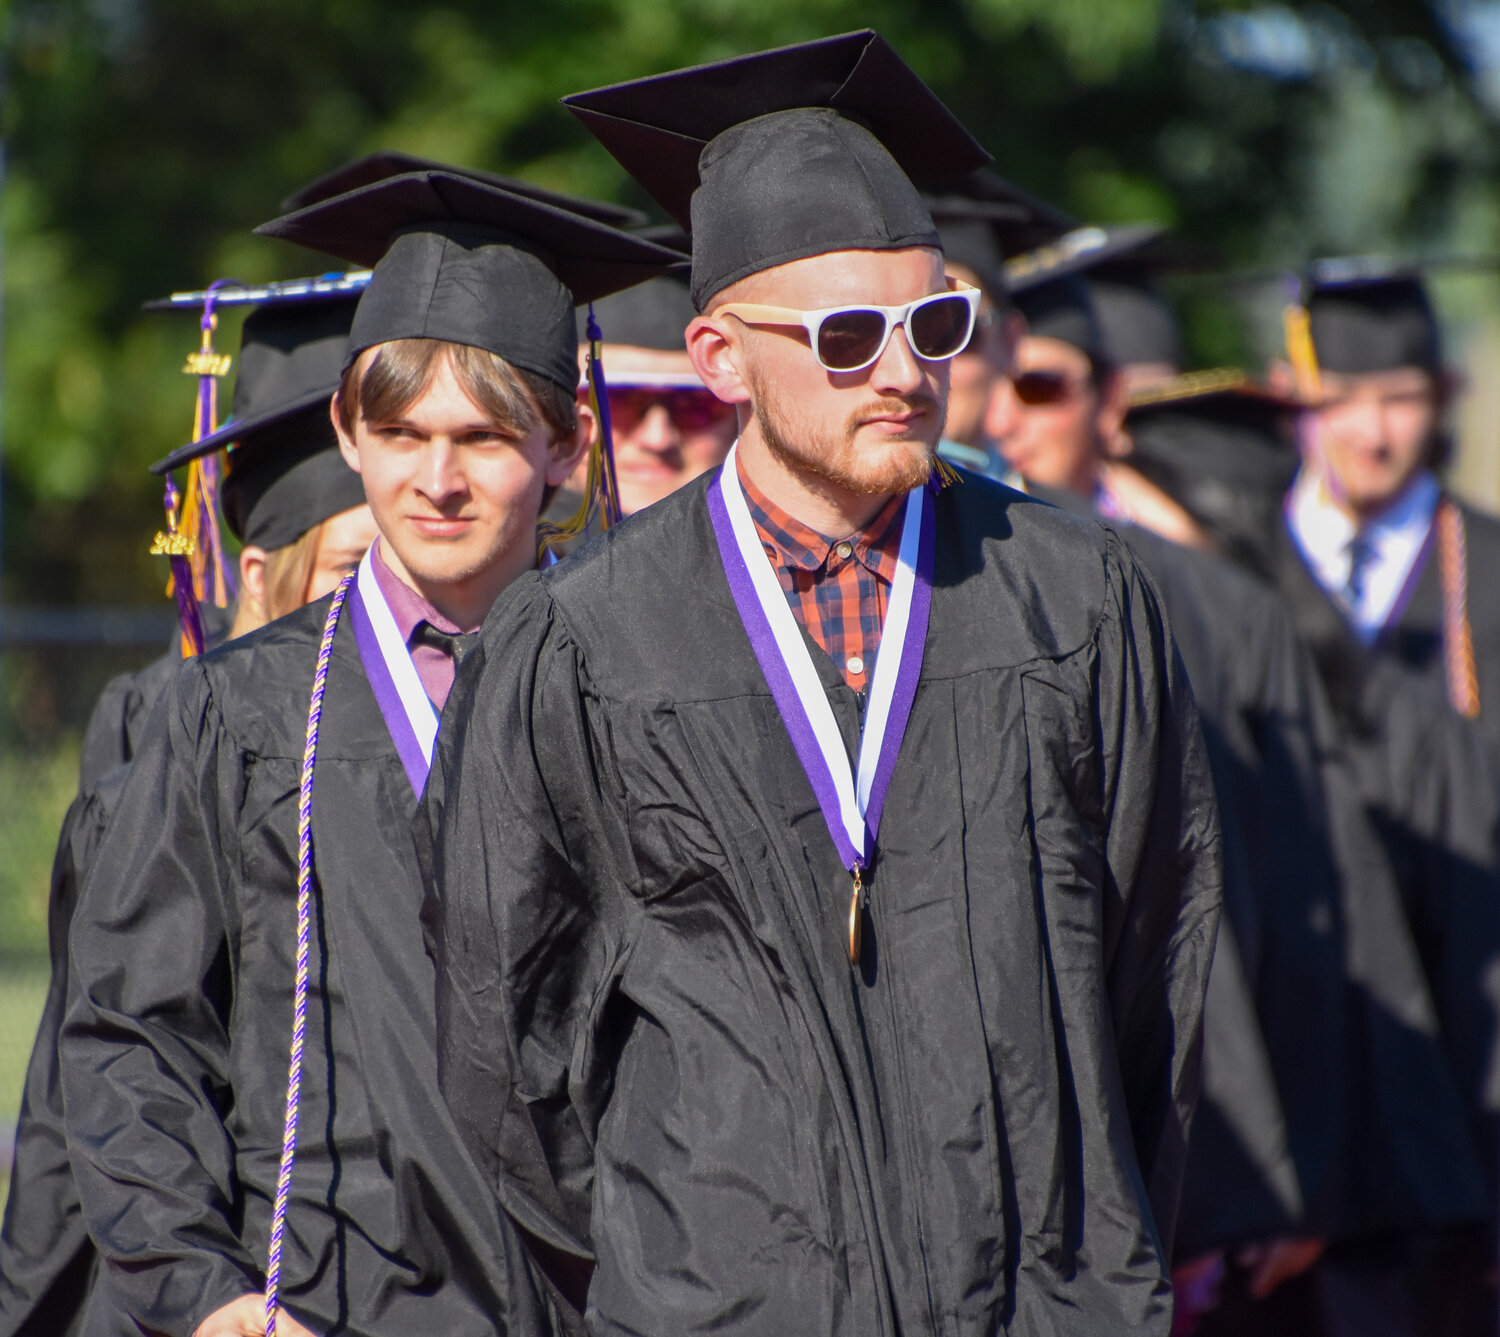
[1287,467,1441,644]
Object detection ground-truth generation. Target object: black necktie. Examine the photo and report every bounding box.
[412,622,479,667]
[1345,531,1376,611]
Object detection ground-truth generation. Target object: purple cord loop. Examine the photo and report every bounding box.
[586,304,622,528]
[264,572,353,1337]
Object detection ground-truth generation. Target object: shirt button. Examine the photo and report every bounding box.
[847,655,866,676]
[834,540,853,560]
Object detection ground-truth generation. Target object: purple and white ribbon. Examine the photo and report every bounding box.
[707,442,933,875]
[348,547,438,797]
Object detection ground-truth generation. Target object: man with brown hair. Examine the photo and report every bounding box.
[59,173,676,1337]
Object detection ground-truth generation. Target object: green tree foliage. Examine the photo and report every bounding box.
[5,0,1499,606]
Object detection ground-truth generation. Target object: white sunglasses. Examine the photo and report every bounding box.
[716,281,982,373]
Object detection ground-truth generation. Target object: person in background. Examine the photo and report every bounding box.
[0,286,376,1337]
[60,171,676,1337]
[1127,371,1500,1337]
[993,252,1360,1324]
[922,173,1070,479]
[1281,264,1500,753]
[553,263,737,529]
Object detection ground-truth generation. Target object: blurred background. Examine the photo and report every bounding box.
[8,0,1500,1204]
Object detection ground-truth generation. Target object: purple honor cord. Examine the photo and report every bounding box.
[265,569,353,1336]
[708,444,934,956]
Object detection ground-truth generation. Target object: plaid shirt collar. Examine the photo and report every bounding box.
[735,453,905,583]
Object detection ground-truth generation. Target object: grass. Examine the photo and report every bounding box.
[0,738,79,1215]
[0,966,50,1216]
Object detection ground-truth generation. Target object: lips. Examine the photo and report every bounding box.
[408,515,474,539]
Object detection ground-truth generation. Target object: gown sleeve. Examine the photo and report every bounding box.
[60,661,261,1335]
[1094,534,1224,1256]
[423,577,634,1273]
[0,779,115,1337]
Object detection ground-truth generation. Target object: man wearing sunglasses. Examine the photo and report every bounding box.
[425,32,1221,1337]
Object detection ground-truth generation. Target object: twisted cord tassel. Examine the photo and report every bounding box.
[536,304,620,561]
[1283,300,1322,403]
[264,572,353,1336]
[1438,498,1481,719]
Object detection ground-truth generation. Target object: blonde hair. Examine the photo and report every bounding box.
[228,521,324,639]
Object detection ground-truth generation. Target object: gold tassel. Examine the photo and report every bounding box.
[1283,304,1322,403]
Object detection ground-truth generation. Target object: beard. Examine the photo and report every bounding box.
[745,362,945,498]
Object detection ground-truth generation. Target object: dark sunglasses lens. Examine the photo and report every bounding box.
[664,389,731,432]
[608,387,729,433]
[1012,370,1071,405]
[816,310,888,370]
[909,295,975,360]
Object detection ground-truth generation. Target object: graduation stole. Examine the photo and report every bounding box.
[347,544,440,797]
[706,443,934,966]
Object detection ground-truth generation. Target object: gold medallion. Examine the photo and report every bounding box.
[847,867,864,967]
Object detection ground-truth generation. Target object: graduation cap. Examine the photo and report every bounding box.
[279,149,648,229]
[1123,370,1300,567]
[151,292,366,551]
[562,30,991,309]
[923,169,1077,304]
[255,170,684,395]
[1302,260,1442,377]
[577,270,697,359]
[1006,224,1196,366]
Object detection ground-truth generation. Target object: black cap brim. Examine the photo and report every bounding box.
[256,170,681,306]
[279,150,648,228]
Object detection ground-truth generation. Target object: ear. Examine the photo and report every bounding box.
[239,544,269,616]
[1095,365,1131,446]
[331,392,362,473]
[546,402,597,488]
[686,314,752,407]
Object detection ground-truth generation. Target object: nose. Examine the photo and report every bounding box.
[984,374,1021,444]
[414,437,468,507]
[868,323,927,397]
[632,402,681,454]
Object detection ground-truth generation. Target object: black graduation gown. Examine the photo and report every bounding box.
[1260,522,1494,1236]
[424,472,1223,1336]
[1,610,236,1336]
[0,775,118,1337]
[77,603,236,792]
[59,598,554,1337]
[1119,526,1345,1247]
[1380,496,1500,756]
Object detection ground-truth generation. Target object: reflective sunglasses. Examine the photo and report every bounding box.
[715,281,982,373]
[1011,368,1089,406]
[606,384,734,435]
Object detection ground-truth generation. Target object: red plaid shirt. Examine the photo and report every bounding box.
[738,455,905,693]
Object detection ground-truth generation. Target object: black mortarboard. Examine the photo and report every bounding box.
[1091,274,1184,370]
[279,150,648,229]
[563,31,991,309]
[255,170,682,394]
[1124,371,1300,569]
[1304,261,1442,375]
[925,169,1075,264]
[151,292,367,550]
[1007,224,1200,365]
[577,271,696,355]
